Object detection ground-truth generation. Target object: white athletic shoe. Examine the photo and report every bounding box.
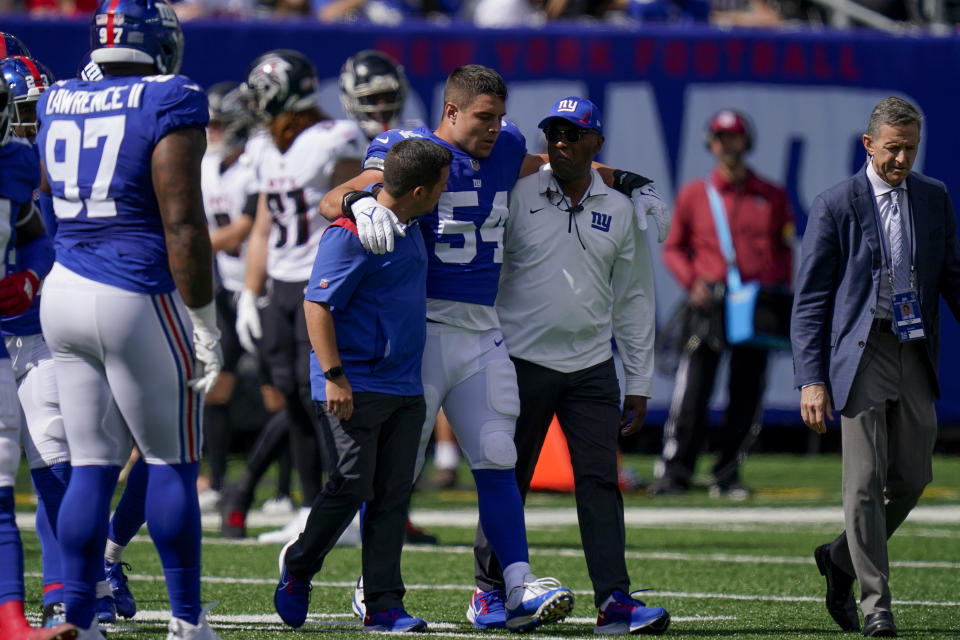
[505,574,575,632]
[335,513,361,548]
[257,508,310,544]
[166,607,223,640]
[197,489,222,513]
[351,575,365,619]
[261,495,295,515]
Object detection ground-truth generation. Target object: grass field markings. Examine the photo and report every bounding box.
[27,571,957,609]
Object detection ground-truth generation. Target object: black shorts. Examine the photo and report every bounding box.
[259,278,312,395]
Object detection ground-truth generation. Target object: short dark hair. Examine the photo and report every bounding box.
[442,64,507,109]
[867,97,922,138]
[383,138,452,198]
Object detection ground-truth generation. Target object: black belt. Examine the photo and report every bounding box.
[870,317,892,334]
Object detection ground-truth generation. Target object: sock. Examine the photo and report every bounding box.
[202,404,229,492]
[57,465,121,629]
[104,539,125,565]
[146,462,201,625]
[0,487,25,606]
[434,441,460,470]
[472,469,529,571]
[503,562,532,604]
[31,462,71,605]
[108,457,147,548]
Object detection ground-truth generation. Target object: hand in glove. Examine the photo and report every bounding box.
[235,288,262,355]
[611,170,672,243]
[353,196,405,254]
[0,270,40,317]
[187,302,223,394]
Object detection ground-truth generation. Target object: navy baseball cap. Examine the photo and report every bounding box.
[538,97,602,134]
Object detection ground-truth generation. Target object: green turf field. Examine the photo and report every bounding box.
[14,454,960,638]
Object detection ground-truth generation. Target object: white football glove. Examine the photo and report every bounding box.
[352,196,405,254]
[235,288,262,355]
[186,301,223,394]
[631,184,672,243]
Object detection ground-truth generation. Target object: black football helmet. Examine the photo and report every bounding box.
[339,50,407,139]
[207,80,254,152]
[244,49,319,121]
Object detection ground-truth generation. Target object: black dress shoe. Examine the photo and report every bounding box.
[814,543,860,631]
[863,611,897,637]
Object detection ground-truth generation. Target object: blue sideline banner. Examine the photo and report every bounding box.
[8,17,960,424]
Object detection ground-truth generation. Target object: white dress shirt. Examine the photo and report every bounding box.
[866,161,913,319]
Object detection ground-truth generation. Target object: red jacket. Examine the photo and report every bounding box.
[664,167,794,290]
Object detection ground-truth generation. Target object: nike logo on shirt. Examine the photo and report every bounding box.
[529,208,544,214]
[375,136,390,143]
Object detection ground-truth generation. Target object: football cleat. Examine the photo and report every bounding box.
[274,539,312,628]
[104,560,137,619]
[362,608,427,633]
[505,575,574,632]
[166,606,223,640]
[40,602,66,628]
[466,588,506,629]
[94,591,115,624]
[594,590,670,635]
[351,575,365,619]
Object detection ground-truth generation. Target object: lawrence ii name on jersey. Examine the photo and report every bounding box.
[36,74,208,294]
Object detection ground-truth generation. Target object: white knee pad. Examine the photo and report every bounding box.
[19,357,69,468]
[486,359,520,418]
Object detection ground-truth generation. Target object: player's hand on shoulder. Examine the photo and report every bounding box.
[612,170,671,243]
[352,196,405,254]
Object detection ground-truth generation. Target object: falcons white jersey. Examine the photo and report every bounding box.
[202,150,257,293]
[250,120,365,282]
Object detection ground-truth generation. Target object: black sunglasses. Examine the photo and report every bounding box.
[544,127,596,144]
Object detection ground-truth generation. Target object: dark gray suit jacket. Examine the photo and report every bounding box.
[792,165,960,412]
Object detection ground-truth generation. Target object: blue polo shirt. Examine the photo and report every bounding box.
[305,216,427,400]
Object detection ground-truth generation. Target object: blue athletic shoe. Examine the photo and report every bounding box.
[594,590,670,635]
[95,594,116,624]
[505,576,574,632]
[466,588,506,629]
[363,608,427,632]
[104,560,137,619]
[274,539,312,628]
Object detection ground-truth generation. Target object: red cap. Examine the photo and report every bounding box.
[708,109,749,136]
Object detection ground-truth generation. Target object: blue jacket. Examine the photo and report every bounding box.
[792,165,960,411]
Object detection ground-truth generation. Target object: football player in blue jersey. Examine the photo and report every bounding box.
[0,79,79,640]
[320,64,577,632]
[35,1,224,638]
[0,53,78,631]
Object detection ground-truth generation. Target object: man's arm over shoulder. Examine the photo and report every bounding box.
[791,192,841,389]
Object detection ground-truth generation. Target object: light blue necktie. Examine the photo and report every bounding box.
[889,188,909,292]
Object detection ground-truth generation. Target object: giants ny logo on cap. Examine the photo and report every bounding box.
[556,99,579,113]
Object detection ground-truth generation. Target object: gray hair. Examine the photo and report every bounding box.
[867,97,922,138]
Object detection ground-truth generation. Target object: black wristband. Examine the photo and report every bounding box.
[323,365,345,380]
[611,169,653,195]
[341,190,375,220]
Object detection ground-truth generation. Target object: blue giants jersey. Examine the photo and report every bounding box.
[3,141,51,338]
[36,74,209,294]
[363,123,526,306]
[0,137,40,353]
